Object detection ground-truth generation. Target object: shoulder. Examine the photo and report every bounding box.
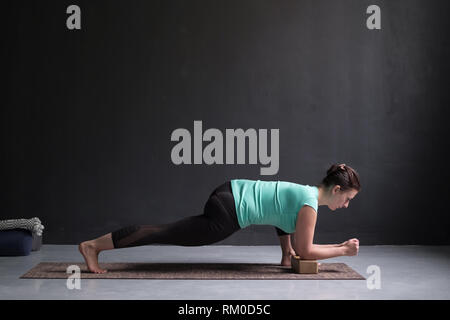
[302,185,318,211]
[298,204,317,215]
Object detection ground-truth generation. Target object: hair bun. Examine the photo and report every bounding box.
[326,163,347,175]
[326,163,340,175]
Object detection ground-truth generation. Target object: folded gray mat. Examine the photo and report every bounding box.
[0,217,44,236]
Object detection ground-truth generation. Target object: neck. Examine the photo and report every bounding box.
[317,185,329,207]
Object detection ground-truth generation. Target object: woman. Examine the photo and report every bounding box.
[79,163,361,273]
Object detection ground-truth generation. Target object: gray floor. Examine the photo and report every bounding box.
[1,245,449,300]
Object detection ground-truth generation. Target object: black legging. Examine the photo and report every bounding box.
[111,181,290,248]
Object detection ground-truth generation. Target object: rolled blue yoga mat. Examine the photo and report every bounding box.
[0,229,33,256]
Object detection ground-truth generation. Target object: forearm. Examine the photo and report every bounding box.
[298,245,346,260]
[279,234,342,255]
[313,243,342,248]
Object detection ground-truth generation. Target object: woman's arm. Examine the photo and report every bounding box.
[314,243,343,248]
[293,205,350,260]
[280,235,336,251]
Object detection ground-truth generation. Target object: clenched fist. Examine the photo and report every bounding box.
[343,238,359,256]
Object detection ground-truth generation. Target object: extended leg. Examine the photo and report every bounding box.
[111,193,239,248]
[79,192,240,273]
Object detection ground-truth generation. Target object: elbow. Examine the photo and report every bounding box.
[301,254,316,260]
[299,252,316,260]
[295,246,315,260]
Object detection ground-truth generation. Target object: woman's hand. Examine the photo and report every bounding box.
[343,238,359,256]
[340,238,359,246]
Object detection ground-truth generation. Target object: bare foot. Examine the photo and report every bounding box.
[78,241,107,273]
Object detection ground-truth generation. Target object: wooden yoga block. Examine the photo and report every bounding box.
[291,255,319,274]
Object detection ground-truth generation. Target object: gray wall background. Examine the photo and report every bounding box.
[3,0,450,245]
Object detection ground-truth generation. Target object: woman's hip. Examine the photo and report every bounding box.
[204,181,240,229]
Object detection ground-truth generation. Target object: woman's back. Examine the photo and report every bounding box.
[230,179,319,233]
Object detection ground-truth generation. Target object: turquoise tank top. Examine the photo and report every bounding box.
[230,179,319,233]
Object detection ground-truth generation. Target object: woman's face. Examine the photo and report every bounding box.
[329,186,358,211]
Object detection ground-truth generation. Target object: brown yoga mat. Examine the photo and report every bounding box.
[20,262,365,280]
